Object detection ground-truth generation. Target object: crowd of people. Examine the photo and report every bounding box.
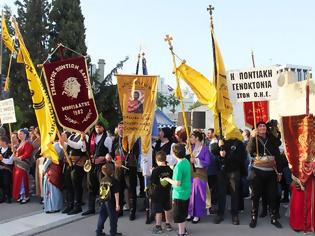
[0,119,292,236]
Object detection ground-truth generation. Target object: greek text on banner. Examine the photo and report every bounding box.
[227,66,279,102]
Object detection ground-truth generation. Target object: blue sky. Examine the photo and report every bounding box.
[3,0,315,87]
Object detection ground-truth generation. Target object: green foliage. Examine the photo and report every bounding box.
[156,92,168,111]
[49,0,87,56]
[98,112,109,130]
[9,0,51,126]
[168,93,180,114]
[15,0,50,65]
[94,85,120,132]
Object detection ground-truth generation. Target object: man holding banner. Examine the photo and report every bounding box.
[247,121,283,228]
[114,74,158,221]
[110,122,140,221]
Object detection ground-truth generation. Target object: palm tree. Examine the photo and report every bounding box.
[168,94,180,114]
[156,92,168,111]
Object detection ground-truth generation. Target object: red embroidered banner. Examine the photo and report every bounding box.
[243,101,269,128]
[43,56,98,133]
[282,114,315,178]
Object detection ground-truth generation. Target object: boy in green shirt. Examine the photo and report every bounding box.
[162,143,191,236]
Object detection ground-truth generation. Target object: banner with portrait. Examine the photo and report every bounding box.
[43,56,98,133]
[116,74,158,154]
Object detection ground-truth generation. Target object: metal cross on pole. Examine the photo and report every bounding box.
[164,34,173,51]
[207,5,215,29]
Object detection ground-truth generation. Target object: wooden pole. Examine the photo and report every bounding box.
[164,34,194,169]
[251,50,260,157]
[56,130,72,167]
[4,49,14,91]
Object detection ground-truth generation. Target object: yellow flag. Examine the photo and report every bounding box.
[12,18,59,164]
[1,14,16,54]
[176,63,216,110]
[211,29,243,141]
[16,49,24,63]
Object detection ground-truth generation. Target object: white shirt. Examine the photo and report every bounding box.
[1,147,14,165]
[67,134,89,152]
[95,133,112,153]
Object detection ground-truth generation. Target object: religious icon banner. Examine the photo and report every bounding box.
[116,74,158,154]
[43,56,98,133]
[282,114,315,179]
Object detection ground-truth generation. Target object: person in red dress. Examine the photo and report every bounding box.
[12,129,34,204]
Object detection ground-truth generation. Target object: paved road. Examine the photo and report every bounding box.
[0,197,303,236]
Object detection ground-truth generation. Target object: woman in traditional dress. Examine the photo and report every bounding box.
[187,130,211,223]
[12,129,34,204]
[43,132,67,213]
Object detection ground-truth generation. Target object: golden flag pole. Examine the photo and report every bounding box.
[164,34,193,163]
[0,10,3,80]
[56,129,72,167]
[207,5,224,139]
[4,36,15,91]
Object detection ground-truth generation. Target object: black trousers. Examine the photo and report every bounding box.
[86,164,103,210]
[251,168,278,218]
[217,170,240,216]
[96,201,118,236]
[64,165,85,206]
[207,175,218,205]
[117,166,137,213]
[137,171,145,195]
[0,169,12,200]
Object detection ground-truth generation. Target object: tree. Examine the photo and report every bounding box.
[15,0,50,65]
[48,0,87,57]
[156,92,168,111]
[93,57,129,132]
[168,94,180,114]
[10,0,51,127]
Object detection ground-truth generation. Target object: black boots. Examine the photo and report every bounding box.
[62,203,73,214]
[82,194,96,216]
[68,202,82,215]
[129,211,136,221]
[270,210,282,228]
[232,215,240,225]
[129,198,136,221]
[249,210,257,228]
[82,209,96,216]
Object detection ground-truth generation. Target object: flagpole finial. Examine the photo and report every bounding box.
[207,5,215,29]
[164,34,174,52]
